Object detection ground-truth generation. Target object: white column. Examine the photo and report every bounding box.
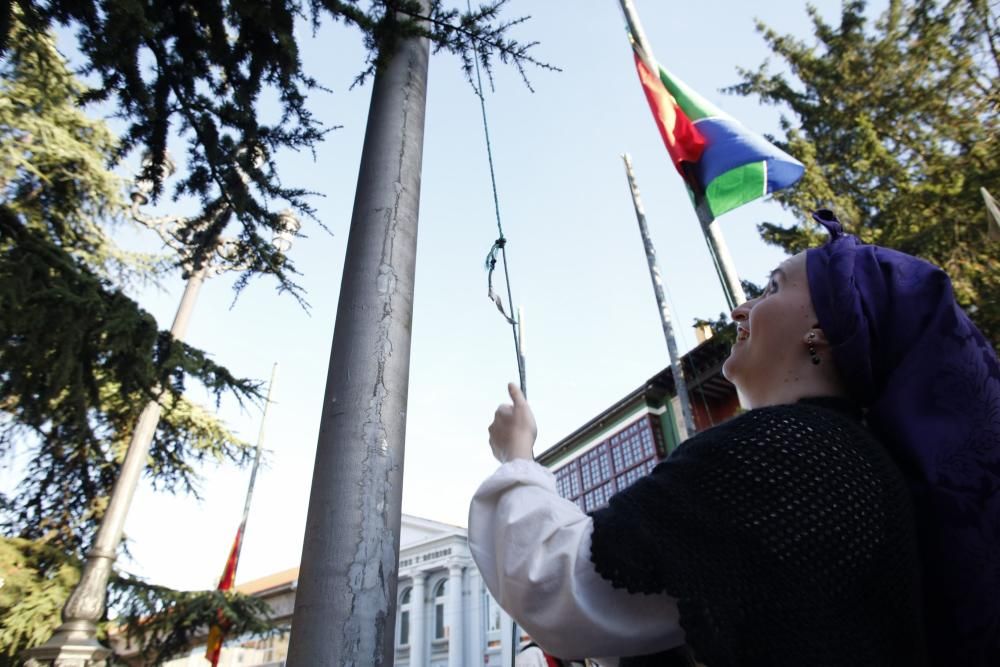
[447,563,464,667]
[467,570,482,667]
[410,572,427,667]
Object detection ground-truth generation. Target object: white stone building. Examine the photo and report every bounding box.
[392,514,514,667]
[149,514,518,667]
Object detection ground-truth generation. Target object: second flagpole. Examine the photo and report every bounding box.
[236,362,278,560]
[622,153,696,438]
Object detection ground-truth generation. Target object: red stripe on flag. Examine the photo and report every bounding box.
[205,526,243,666]
[218,526,243,591]
[634,52,706,178]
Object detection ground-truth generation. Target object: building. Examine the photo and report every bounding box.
[538,334,740,512]
[132,335,737,667]
[147,515,518,667]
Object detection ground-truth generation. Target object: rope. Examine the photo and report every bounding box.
[467,8,527,664]
[468,0,525,394]
[485,238,516,325]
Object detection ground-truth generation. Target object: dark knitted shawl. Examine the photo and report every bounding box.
[588,399,926,667]
[807,210,1000,665]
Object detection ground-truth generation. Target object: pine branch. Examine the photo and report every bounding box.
[729,0,1000,349]
[109,574,278,665]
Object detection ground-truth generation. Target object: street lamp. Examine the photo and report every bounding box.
[24,153,300,667]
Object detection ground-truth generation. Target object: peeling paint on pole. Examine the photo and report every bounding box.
[622,153,697,438]
[285,9,429,665]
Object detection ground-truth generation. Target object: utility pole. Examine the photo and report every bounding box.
[25,164,299,665]
[622,153,696,438]
[284,5,430,665]
[23,268,206,667]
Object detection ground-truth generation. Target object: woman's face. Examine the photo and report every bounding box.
[722,252,820,404]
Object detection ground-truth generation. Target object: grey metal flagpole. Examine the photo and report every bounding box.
[231,362,278,566]
[284,3,429,665]
[622,154,696,438]
[516,306,527,398]
[510,305,527,666]
[697,204,747,311]
[617,0,747,312]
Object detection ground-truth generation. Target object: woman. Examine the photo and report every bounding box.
[468,211,1000,666]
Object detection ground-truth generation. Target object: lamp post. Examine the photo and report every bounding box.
[24,155,300,667]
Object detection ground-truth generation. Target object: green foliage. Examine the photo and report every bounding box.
[0,2,552,660]
[0,16,270,662]
[693,312,737,347]
[0,17,164,285]
[0,177,258,555]
[108,575,277,665]
[0,538,78,664]
[729,0,1000,348]
[0,538,275,666]
[5,0,555,296]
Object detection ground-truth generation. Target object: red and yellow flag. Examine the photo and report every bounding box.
[205,526,244,665]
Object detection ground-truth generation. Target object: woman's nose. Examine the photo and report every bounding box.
[731,299,753,322]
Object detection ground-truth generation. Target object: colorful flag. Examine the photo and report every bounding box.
[631,37,804,219]
[205,525,244,666]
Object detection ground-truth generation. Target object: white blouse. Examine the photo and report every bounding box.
[468,459,685,665]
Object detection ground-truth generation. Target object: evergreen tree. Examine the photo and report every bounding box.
[730,0,1000,347]
[0,1,549,661]
[2,0,555,296]
[0,16,272,663]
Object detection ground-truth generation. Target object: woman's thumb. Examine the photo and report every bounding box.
[508,382,526,405]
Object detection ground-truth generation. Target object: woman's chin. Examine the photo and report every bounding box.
[722,354,741,384]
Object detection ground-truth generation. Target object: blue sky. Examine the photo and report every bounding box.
[22,0,882,591]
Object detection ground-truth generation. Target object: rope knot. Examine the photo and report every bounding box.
[485,236,516,326]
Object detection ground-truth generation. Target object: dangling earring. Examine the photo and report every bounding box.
[807,332,821,365]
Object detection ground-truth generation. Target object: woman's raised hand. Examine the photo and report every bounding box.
[488,382,538,463]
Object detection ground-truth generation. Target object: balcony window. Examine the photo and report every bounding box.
[433,580,447,640]
[552,416,663,511]
[398,587,412,646]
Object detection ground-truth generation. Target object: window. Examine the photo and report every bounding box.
[552,416,664,511]
[433,580,447,640]
[555,460,582,498]
[486,592,502,632]
[583,480,616,512]
[616,458,658,492]
[580,446,612,492]
[398,587,412,646]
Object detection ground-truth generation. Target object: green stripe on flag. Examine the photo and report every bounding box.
[658,67,726,121]
[706,161,766,217]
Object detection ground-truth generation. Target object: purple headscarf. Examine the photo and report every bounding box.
[806,210,1000,666]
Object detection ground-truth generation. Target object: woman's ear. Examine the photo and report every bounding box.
[802,327,831,347]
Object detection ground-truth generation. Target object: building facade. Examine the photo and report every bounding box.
[390,515,513,667]
[146,515,518,667]
[130,336,738,667]
[538,335,740,511]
